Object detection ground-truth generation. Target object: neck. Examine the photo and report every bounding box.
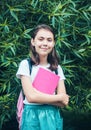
[39,56,48,66]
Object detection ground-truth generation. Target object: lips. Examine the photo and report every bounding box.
[40,47,48,51]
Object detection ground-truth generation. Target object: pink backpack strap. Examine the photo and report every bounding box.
[16,90,24,127]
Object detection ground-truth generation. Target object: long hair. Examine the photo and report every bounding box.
[30,24,59,71]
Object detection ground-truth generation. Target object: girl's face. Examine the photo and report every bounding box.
[31,29,55,57]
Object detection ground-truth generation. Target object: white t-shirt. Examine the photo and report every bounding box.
[16,59,65,104]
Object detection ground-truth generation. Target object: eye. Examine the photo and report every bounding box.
[47,38,52,42]
[38,37,44,41]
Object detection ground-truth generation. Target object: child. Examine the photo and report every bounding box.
[16,24,69,130]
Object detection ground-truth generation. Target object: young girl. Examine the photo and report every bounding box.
[16,24,69,130]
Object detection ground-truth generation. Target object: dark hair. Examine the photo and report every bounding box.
[30,24,59,71]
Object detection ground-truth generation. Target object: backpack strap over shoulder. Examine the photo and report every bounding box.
[27,58,32,74]
[55,69,58,75]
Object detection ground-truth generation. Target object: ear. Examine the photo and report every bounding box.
[31,38,35,46]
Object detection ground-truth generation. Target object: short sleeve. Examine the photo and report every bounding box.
[16,59,30,79]
[57,65,65,80]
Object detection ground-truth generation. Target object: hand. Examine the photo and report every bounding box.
[58,93,69,106]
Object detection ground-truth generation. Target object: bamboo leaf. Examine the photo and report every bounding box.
[10,11,18,22]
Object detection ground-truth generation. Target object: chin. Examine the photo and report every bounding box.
[39,53,48,57]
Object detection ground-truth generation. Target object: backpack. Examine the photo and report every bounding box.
[16,58,32,128]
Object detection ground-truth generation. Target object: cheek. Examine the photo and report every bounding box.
[49,43,55,48]
[35,41,42,46]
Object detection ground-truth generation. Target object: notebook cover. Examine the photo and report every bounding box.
[32,68,60,94]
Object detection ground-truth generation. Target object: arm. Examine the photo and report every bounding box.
[50,80,69,107]
[20,75,66,104]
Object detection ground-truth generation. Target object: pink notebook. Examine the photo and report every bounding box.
[32,68,60,94]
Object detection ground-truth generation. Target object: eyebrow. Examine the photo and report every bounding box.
[38,36,53,39]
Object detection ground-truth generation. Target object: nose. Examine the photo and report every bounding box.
[43,39,48,46]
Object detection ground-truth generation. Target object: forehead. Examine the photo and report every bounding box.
[35,29,54,39]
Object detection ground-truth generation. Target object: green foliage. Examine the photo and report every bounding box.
[0,0,91,129]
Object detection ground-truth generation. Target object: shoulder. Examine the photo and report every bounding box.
[58,65,63,71]
[57,65,66,80]
[16,59,30,78]
[19,59,28,66]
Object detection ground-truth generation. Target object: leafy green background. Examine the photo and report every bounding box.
[0,0,91,130]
